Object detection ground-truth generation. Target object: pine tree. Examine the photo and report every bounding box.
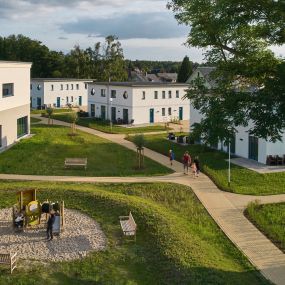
[177,56,192,83]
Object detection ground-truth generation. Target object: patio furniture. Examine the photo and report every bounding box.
[266,155,277,165]
[119,212,137,241]
[276,155,283,165]
[65,158,87,169]
[0,252,17,274]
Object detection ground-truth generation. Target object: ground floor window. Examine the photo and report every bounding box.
[162,108,165,116]
[17,116,28,138]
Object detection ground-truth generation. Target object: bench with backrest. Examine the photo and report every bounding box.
[119,212,137,240]
[0,252,17,274]
[64,158,87,169]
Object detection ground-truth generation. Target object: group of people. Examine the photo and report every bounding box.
[169,149,200,177]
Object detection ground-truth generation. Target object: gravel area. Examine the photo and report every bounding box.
[0,208,107,262]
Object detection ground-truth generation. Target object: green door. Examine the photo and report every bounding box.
[79,96,82,106]
[111,107,116,122]
[179,107,183,120]
[150,108,154,123]
[56,97,60,108]
[249,136,258,161]
[101,106,106,120]
[123,109,129,124]
[90,104,95,117]
[37,97,41,109]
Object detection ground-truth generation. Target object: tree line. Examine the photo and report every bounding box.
[0,34,194,82]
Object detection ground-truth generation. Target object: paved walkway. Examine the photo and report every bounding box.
[5,115,285,284]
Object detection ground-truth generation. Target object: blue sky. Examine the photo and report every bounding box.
[0,0,284,62]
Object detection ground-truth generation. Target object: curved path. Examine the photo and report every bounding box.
[2,115,285,284]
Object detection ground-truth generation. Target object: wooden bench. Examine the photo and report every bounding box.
[119,212,137,240]
[0,252,17,274]
[64,158,87,169]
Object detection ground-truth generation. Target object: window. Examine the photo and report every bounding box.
[162,108,165,116]
[71,84,74,90]
[142,91,146,100]
[91,88,95,96]
[76,84,79,90]
[2,83,14,97]
[66,96,69,103]
[168,91,172,98]
[162,91,166,99]
[111,90,116,98]
[17,116,28,138]
[61,84,63,90]
[71,96,74,102]
[30,84,32,90]
[37,84,41,90]
[123,91,128,99]
[85,83,88,89]
[101,89,106,97]
[66,84,69,90]
[0,125,2,148]
[176,90,179,98]
[51,85,54,91]
[197,72,200,77]
[154,91,158,99]
[168,107,172,115]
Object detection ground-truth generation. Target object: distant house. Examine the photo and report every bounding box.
[88,82,190,125]
[129,70,177,83]
[187,66,285,164]
[30,78,93,110]
[157,73,177,83]
[0,61,32,151]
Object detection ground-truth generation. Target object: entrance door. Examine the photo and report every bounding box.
[123,109,129,124]
[56,97,60,108]
[111,107,116,122]
[101,106,106,120]
[79,96,82,106]
[179,107,183,120]
[249,136,258,161]
[37,97,41,109]
[150,108,154,123]
[90,104,95,117]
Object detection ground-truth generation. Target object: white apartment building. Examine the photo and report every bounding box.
[30,79,93,110]
[88,82,190,125]
[0,61,31,151]
[187,67,285,164]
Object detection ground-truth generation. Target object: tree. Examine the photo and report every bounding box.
[46,108,54,125]
[168,0,285,143]
[133,134,145,169]
[177,56,192,83]
[69,111,78,135]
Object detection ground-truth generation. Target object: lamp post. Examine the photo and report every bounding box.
[110,97,113,132]
[228,141,231,186]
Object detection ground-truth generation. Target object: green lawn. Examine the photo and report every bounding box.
[246,202,285,252]
[49,113,170,134]
[0,181,268,285]
[31,108,72,115]
[30,117,42,123]
[0,125,171,177]
[127,134,285,195]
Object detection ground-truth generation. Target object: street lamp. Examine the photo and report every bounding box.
[110,97,113,132]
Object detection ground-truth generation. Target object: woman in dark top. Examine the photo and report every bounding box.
[194,156,200,177]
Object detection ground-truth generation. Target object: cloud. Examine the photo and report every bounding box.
[58,36,68,40]
[60,12,188,40]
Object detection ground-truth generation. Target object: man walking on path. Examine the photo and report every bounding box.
[183,151,191,174]
[169,149,175,166]
[47,211,55,241]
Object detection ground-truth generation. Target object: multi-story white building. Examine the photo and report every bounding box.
[87,82,190,125]
[0,61,32,151]
[187,67,285,164]
[30,79,93,110]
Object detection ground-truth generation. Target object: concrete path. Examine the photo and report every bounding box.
[7,115,285,284]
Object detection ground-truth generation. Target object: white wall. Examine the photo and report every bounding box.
[31,80,89,109]
[88,83,190,125]
[0,61,31,150]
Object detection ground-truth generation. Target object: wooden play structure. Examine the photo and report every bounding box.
[0,252,17,274]
[12,189,65,235]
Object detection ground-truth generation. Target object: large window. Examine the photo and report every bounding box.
[111,90,116,98]
[154,91,158,99]
[176,90,179,98]
[2,83,14,97]
[168,107,172,115]
[17,116,28,138]
[162,91,166,99]
[101,89,106,97]
[168,91,172,99]
[162,108,165,116]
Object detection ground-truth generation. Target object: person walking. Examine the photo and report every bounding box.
[183,151,191,174]
[169,149,175,166]
[47,211,55,241]
[194,156,200,177]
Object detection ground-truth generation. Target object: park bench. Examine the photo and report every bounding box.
[119,212,137,240]
[64,158,87,169]
[0,252,17,274]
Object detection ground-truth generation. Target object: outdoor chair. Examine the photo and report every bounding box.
[276,155,283,165]
[266,155,277,165]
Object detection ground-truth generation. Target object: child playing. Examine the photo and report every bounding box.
[191,162,197,178]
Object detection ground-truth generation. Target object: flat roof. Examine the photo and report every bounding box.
[89,82,189,87]
[0,60,32,67]
[32,78,94,82]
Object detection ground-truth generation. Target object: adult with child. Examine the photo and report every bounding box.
[183,151,191,174]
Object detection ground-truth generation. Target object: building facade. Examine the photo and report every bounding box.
[187,67,285,164]
[30,79,92,110]
[0,61,32,151]
[88,82,190,125]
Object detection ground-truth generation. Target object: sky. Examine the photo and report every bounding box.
[0,0,284,62]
